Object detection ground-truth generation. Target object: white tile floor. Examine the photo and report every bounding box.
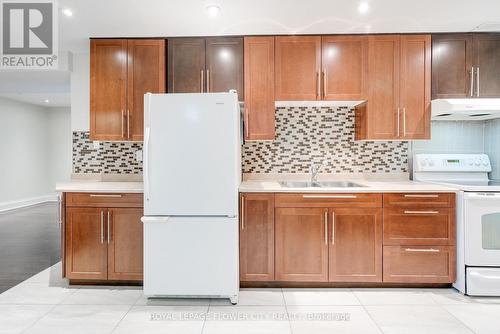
[1,263,500,334]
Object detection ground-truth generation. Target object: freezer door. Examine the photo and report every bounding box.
[143,216,239,299]
[144,93,241,216]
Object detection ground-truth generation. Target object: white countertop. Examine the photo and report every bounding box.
[55,181,144,193]
[239,174,457,193]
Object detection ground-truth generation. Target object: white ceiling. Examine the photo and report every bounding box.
[0,92,71,107]
[58,0,500,52]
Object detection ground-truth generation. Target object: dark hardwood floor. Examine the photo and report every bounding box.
[0,203,60,293]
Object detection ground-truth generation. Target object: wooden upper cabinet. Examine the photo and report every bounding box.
[168,38,206,93]
[206,37,244,100]
[90,39,127,141]
[275,36,321,100]
[243,37,275,140]
[275,207,329,282]
[107,208,144,281]
[322,36,368,100]
[239,194,275,281]
[127,40,166,141]
[431,34,473,99]
[365,35,400,139]
[65,207,108,280]
[329,208,382,282]
[399,35,431,140]
[473,33,500,98]
[90,39,165,141]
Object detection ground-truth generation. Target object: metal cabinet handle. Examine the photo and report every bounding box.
[206,70,210,92]
[127,109,130,138]
[396,108,400,137]
[107,211,111,244]
[200,70,204,93]
[324,211,328,245]
[302,195,357,199]
[402,107,407,137]
[476,67,480,97]
[404,210,440,215]
[241,196,245,230]
[100,211,104,244]
[89,194,123,198]
[470,66,475,97]
[405,248,440,253]
[404,194,439,198]
[316,72,321,99]
[331,211,335,244]
[121,109,125,137]
[322,69,326,99]
[244,108,249,139]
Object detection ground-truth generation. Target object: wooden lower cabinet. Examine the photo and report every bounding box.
[275,208,329,282]
[329,208,382,282]
[107,208,143,280]
[239,194,275,281]
[383,246,456,283]
[64,197,144,282]
[65,208,108,280]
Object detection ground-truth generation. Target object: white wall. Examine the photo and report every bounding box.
[71,52,90,131]
[0,97,71,211]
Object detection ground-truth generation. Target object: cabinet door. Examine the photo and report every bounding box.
[239,194,275,281]
[65,208,107,280]
[206,37,244,100]
[107,208,144,281]
[322,36,368,100]
[399,35,431,140]
[473,33,500,98]
[127,39,166,141]
[167,38,206,93]
[366,35,400,139]
[90,39,128,141]
[275,208,328,282]
[431,34,473,99]
[329,208,382,282]
[243,37,275,140]
[275,36,322,100]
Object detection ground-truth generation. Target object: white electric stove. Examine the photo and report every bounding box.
[414,153,500,296]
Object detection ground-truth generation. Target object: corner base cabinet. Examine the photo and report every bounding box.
[239,192,455,286]
[63,192,144,282]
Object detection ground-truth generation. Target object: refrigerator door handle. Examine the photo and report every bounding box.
[141,216,171,223]
[144,127,151,201]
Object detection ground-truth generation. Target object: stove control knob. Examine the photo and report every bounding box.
[467,160,474,166]
[420,160,428,167]
[428,160,435,167]
[483,161,490,167]
[475,160,481,166]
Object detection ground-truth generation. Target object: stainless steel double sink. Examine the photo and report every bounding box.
[279,181,367,188]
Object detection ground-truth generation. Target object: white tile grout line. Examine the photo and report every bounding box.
[439,304,479,334]
[350,288,384,334]
[109,302,138,334]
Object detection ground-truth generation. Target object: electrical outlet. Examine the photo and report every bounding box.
[135,150,143,162]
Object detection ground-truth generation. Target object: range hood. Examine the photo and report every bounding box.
[431,99,500,121]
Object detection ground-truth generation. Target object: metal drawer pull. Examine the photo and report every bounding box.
[302,195,357,199]
[100,211,104,244]
[89,194,123,198]
[324,211,328,245]
[405,248,440,253]
[404,210,440,215]
[404,194,439,198]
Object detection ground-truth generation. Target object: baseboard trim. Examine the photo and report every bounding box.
[0,195,58,213]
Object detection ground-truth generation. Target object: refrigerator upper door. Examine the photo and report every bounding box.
[144,93,241,216]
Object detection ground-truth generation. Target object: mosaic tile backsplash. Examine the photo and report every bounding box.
[72,132,143,174]
[242,106,409,173]
[73,106,409,175]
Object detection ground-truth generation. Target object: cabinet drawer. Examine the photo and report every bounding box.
[383,208,455,245]
[383,193,455,208]
[275,193,382,208]
[66,192,143,208]
[383,246,456,283]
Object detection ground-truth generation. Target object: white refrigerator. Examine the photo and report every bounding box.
[141,92,241,304]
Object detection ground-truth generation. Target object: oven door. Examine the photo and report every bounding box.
[464,192,500,266]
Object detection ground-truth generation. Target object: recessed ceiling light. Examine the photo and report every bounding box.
[206,4,220,17]
[62,8,73,17]
[358,1,369,14]
[44,99,50,103]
